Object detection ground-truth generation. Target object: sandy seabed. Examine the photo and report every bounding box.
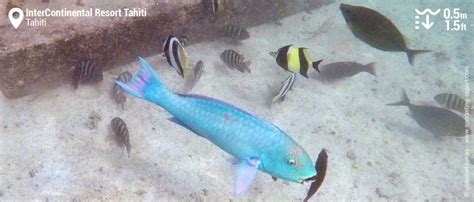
[1,0,473,201]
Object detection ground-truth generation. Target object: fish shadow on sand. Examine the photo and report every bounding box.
[379,116,444,142]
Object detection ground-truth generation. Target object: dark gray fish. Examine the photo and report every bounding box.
[387,89,469,136]
[217,25,250,41]
[72,58,103,89]
[272,73,296,104]
[317,62,376,83]
[183,61,204,92]
[111,117,131,157]
[112,71,133,109]
[340,4,430,65]
[220,49,251,73]
[434,93,469,113]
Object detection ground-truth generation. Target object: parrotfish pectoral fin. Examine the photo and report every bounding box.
[235,158,260,195]
[115,57,164,100]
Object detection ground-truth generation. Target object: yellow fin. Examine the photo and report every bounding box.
[178,45,191,78]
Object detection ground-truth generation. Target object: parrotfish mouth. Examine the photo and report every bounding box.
[302,176,317,183]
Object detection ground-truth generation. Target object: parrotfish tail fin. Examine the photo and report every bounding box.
[406,49,431,65]
[115,57,165,100]
[365,62,377,76]
[312,60,323,73]
[386,89,411,106]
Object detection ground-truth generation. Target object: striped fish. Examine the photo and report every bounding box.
[183,61,204,93]
[272,73,296,104]
[217,25,250,41]
[72,58,103,89]
[270,45,322,78]
[220,49,251,73]
[111,117,131,157]
[434,93,468,113]
[162,35,190,78]
[112,71,133,110]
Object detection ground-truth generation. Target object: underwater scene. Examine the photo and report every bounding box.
[0,0,473,201]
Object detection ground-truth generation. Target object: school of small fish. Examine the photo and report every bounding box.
[63,2,470,201]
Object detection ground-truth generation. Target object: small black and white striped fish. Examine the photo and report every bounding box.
[220,49,251,73]
[112,71,133,110]
[272,73,296,104]
[72,58,103,89]
[217,25,250,41]
[434,93,469,113]
[183,61,204,92]
[162,35,190,78]
[111,117,131,157]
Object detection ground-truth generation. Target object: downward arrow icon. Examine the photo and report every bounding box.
[422,15,434,29]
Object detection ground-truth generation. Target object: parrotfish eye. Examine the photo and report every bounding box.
[288,159,296,166]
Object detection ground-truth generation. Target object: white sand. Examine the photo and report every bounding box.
[1,1,473,200]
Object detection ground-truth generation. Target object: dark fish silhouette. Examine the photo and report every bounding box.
[387,89,469,136]
[111,117,131,157]
[304,149,328,202]
[72,58,103,89]
[217,25,250,41]
[112,71,133,109]
[434,93,468,114]
[317,62,376,83]
[220,49,251,73]
[340,4,430,65]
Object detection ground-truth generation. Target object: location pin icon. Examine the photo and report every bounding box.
[8,8,24,29]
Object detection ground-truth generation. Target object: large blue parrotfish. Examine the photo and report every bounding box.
[116,57,327,200]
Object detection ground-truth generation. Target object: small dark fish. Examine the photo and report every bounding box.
[183,61,204,92]
[434,93,469,113]
[340,4,430,65]
[220,49,251,73]
[72,58,103,89]
[162,35,190,78]
[272,73,296,104]
[111,117,131,157]
[217,25,250,41]
[317,62,376,83]
[387,89,469,136]
[112,71,133,109]
[303,149,328,202]
[270,45,322,78]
